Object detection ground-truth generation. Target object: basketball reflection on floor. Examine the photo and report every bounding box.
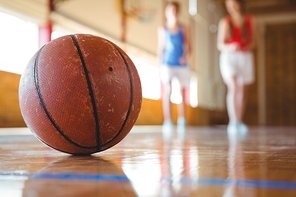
[23,156,137,197]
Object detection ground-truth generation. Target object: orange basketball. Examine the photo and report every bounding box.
[19,34,142,155]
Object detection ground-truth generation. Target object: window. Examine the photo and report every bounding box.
[129,55,161,100]
[0,12,38,74]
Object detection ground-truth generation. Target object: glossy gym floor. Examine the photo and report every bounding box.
[1,126,296,196]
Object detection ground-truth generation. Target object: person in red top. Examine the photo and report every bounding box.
[217,0,257,132]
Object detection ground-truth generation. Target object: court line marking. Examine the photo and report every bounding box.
[0,172,129,182]
[1,172,296,190]
[162,177,296,190]
[0,128,32,135]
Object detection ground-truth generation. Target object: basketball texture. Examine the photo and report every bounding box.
[19,34,142,154]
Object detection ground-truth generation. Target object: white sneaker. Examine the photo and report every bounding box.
[238,122,248,133]
[177,117,186,128]
[227,121,238,133]
[177,117,186,141]
[162,120,174,140]
[227,121,248,141]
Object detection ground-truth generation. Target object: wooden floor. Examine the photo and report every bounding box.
[1,126,296,197]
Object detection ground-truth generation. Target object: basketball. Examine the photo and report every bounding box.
[18,34,142,155]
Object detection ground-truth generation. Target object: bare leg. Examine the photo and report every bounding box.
[226,77,249,132]
[177,87,187,141]
[162,81,174,141]
[162,81,172,122]
[235,85,247,122]
[226,76,238,123]
[178,88,186,119]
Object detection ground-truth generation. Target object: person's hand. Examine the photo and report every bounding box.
[228,43,240,52]
[240,44,252,51]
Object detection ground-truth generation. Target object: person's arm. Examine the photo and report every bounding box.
[180,25,191,65]
[156,26,165,66]
[217,17,239,52]
[241,16,257,51]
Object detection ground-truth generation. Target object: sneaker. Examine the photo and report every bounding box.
[227,121,238,133]
[163,120,174,127]
[162,120,174,140]
[177,117,186,141]
[238,122,248,133]
[227,121,248,141]
[177,117,186,127]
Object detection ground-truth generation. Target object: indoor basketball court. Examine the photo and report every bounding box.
[1,126,296,196]
[0,0,296,196]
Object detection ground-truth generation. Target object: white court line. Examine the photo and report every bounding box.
[0,126,162,135]
[0,128,32,135]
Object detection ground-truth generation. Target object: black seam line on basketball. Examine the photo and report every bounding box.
[33,131,77,154]
[34,43,97,149]
[32,130,97,155]
[100,44,133,147]
[69,35,101,149]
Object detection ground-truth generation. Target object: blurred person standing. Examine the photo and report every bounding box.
[157,2,191,136]
[217,0,257,132]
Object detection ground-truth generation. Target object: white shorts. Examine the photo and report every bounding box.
[220,51,255,85]
[160,65,190,88]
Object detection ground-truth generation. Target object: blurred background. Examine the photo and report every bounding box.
[0,0,295,128]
